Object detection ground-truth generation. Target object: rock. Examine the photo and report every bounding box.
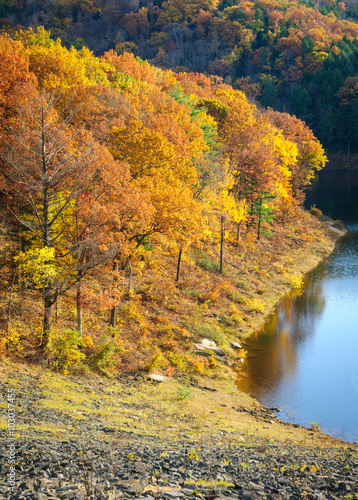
[193,341,226,357]
[147,374,172,382]
[230,342,243,349]
[163,492,185,498]
[328,225,345,237]
[192,350,212,358]
[35,493,49,500]
[211,346,226,357]
[201,338,216,348]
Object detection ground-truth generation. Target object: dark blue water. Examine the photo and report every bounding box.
[236,171,358,442]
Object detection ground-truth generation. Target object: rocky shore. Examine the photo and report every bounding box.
[2,433,358,500]
[1,363,357,500]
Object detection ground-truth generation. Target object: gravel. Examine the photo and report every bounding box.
[1,371,357,500]
[1,430,357,499]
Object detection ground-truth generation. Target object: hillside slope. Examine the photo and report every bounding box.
[3,1,358,154]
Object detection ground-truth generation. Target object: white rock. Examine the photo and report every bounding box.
[147,374,172,382]
[201,338,217,348]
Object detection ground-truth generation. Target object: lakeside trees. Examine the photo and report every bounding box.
[0,31,325,370]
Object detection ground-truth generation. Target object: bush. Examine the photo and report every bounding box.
[226,288,247,304]
[196,250,220,273]
[245,297,265,313]
[89,332,124,376]
[287,273,304,293]
[183,321,225,345]
[177,384,192,400]
[0,321,24,355]
[48,328,86,372]
[309,204,323,218]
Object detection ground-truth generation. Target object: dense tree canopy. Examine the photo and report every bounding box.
[2,1,358,153]
[0,30,326,366]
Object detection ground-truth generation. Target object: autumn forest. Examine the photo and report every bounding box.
[0,0,352,375]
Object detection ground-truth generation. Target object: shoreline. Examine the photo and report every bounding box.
[0,216,351,446]
[1,355,357,500]
[1,218,356,499]
[232,215,349,439]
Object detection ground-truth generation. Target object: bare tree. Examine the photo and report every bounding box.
[1,89,116,345]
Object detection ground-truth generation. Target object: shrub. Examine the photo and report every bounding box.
[145,348,168,372]
[287,273,304,292]
[245,297,265,313]
[309,422,321,431]
[227,288,247,304]
[309,205,323,218]
[0,321,24,355]
[183,322,225,345]
[48,328,86,372]
[89,333,124,376]
[177,384,192,400]
[225,303,243,325]
[196,250,220,272]
[236,280,249,290]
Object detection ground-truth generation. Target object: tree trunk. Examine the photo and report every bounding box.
[257,215,262,240]
[110,261,119,327]
[176,248,183,282]
[128,262,133,291]
[236,221,241,242]
[220,214,225,275]
[55,296,58,322]
[42,98,52,348]
[110,303,117,328]
[42,288,52,348]
[77,281,83,336]
[257,198,262,240]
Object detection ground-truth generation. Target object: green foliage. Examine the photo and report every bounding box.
[290,87,312,119]
[226,289,247,305]
[236,280,249,290]
[250,192,276,239]
[48,329,86,372]
[89,333,124,376]
[177,383,192,400]
[196,250,220,273]
[260,81,278,108]
[184,321,225,345]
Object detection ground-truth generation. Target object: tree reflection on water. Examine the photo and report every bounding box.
[236,273,326,400]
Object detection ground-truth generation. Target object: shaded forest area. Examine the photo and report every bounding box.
[0,30,331,375]
[3,0,358,154]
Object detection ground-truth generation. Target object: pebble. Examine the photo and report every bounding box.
[1,373,357,500]
[1,437,357,500]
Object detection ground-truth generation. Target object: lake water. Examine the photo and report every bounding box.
[236,171,358,442]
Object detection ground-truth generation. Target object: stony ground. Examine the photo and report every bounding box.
[1,433,358,500]
[1,363,357,500]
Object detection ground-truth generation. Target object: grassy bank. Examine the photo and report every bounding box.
[0,358,355,449]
